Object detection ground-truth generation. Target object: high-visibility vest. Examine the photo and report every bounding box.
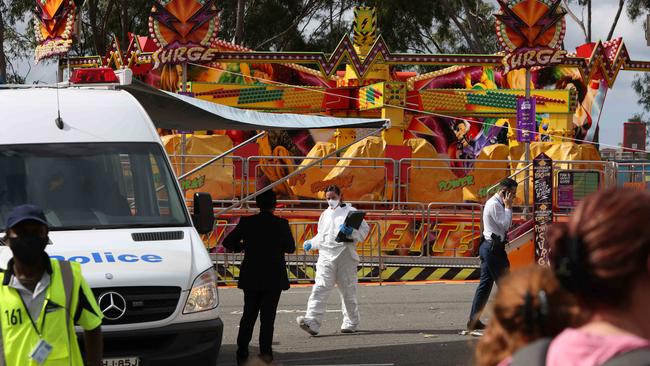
[0,260,84,366]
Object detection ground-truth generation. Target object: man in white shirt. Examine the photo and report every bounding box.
[467,178,517,332]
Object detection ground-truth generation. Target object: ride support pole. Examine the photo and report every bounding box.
[180,62,189,175]
[524,68,531,212]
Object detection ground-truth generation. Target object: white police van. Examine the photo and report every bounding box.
[0,69,222,365]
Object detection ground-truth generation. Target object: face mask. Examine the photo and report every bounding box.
[327,199,340,209]
[9,236,48,266]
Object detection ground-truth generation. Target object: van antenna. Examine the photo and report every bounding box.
[55,59,64,130]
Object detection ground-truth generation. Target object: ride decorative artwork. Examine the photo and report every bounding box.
[207,216,482,258]
[495,0,567,73]
[149,0,219,69]
[533,153,553,266]
[495,0,566,52]
[34,0,77,62]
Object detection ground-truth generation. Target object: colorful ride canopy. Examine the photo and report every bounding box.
[120,80,388,131]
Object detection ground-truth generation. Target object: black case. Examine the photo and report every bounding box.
[335,211,366,243]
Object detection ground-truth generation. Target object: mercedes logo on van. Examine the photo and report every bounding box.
[98,292,127,320]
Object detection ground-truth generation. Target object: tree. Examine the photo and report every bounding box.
[563,0,591,43]
[217,0,498,54]
[627,0,650,112]
[218,0,327,51]
[80,0,150,55]
[234,0,246,45]
[633,74,650,112]
[563,0,630,43]
[627,0,650,19]
[353,0,497,54]
[0,3,6,84]
[607,0,626,40]
[0,0,36,84]
[564,0,628,42]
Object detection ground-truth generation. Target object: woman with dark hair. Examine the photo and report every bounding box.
[223,189,295,365]
[510,187,650,365]
[545,187,650,365]
[296,185,370,336]
[475,266,583,366]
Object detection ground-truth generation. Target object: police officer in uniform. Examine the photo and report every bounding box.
[0,205,103,366]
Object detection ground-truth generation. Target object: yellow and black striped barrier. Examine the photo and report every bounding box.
[216,264,479,284]
[379,266,479,282]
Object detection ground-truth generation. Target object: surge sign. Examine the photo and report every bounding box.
[149,0,219,68]
[495,0,567,72]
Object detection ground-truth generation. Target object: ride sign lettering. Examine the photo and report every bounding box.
[152,47,219,69]
[502,48,567,73]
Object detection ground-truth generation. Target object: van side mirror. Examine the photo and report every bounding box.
[192,192,214,235]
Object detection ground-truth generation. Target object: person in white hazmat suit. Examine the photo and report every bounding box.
[297,185,370,335]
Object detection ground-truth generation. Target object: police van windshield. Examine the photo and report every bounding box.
[0,143,190,231]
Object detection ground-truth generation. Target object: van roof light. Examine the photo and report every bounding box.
[70,68,119,84]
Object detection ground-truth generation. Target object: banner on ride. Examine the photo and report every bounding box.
[533,153,553,266]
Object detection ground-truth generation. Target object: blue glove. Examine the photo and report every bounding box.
[303,241,312,251]
[339,224,353,236]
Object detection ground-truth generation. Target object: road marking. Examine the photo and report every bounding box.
[218,280,479,290]
[229,309,342,315]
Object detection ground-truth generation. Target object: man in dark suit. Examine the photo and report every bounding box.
[223,189,295,365]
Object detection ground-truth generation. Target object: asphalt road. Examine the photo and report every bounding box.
[216,281,487,366]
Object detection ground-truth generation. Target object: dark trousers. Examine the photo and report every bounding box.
[469,239,510,323]
[237,289,282,360]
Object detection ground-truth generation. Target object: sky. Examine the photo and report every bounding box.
[16,1,650,149]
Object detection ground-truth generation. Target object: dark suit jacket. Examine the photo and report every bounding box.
[223,211,295,291]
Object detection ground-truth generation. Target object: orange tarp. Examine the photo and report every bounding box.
[318,136,388,200]
[463,144,510,202]
[405,138,463,203]
[289,142,338,198]
[163,134,237,200]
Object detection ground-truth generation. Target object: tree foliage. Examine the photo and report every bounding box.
[626,0,650,112]
[633,74,650,112]
[0,0,38,83]
[627,0,650,20]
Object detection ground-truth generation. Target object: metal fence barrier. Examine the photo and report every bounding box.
[616,162,650,189]
[209,219,383,284]
[425,202,483,258]
[178,153,635,284]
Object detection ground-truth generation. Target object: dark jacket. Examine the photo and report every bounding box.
[223,211,295,291]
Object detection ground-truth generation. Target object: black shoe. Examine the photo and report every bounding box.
[467,319,486,331]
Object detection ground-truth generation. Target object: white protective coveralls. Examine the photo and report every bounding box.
[303,203,370,332]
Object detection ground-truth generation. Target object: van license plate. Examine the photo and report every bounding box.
[102,357,139,366]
